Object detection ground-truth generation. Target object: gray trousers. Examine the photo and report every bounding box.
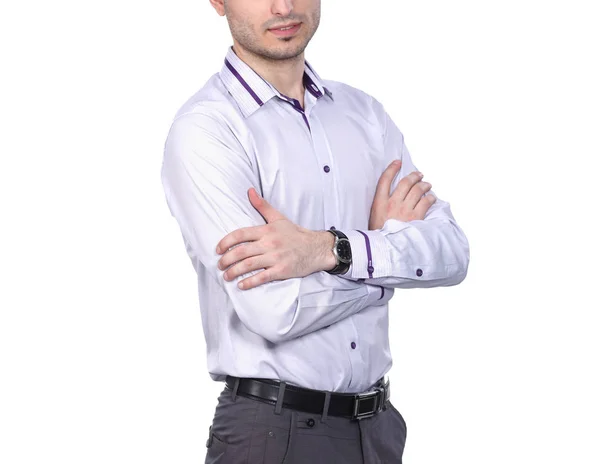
[205,383,407,463]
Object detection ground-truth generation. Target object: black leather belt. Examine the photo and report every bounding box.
[225,376,391,420]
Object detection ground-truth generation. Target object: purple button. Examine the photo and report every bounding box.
[351,342,356,349]
[367,266,374,274]
[330,226,336,230]
[323,165,330,173]
[416,269,423,277]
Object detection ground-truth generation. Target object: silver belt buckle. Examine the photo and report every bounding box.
[352,387,383,420]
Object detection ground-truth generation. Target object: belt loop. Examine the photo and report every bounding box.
[320,391,331,423]
[274,381,287,415]
[231,378,240,402]
[383,378,390,410]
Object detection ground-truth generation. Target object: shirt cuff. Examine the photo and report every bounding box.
[344,229,392,280]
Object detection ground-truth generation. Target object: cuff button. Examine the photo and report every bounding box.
[416,269,423,277]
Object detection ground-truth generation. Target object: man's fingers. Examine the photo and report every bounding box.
[216,225,267,254]
[238,268,272,290]
[218,241,263,271]
[413,192,437,218]
[374,160,402,204]
[389,170,424,203]
[223,253,268,282]
[403,181,432,210]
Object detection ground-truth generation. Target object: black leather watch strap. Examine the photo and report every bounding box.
[326,229,352,275]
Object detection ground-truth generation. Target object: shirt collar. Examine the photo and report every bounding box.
[220,46,333,118]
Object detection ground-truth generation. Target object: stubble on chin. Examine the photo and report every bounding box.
[226,10,320,62]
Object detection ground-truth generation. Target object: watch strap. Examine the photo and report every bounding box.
[326,229,351,275]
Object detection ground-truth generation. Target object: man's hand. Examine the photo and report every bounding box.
[215,188,337,290]
[369,160,437,230]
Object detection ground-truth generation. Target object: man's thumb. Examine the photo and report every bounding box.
[248,188,285,222]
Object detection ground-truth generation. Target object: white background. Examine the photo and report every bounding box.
[1,0,599,463]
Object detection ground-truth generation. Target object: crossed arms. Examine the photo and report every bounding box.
[161,104,470,344]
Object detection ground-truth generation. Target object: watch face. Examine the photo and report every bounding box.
[336,239,352,263]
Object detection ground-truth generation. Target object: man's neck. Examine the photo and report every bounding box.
[232,43,306,107]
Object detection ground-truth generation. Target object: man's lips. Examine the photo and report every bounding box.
[268,22,302,36]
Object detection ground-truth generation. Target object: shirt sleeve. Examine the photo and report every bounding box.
[160,110,393,344]
[338,99,470,288]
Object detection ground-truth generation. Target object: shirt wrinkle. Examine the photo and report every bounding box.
[160,45,470,393]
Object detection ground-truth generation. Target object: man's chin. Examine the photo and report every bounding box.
[259,43,308,61]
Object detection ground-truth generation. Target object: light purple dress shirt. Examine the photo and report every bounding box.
[160,46,470,393]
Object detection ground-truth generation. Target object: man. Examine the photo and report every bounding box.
[160,0,470,462]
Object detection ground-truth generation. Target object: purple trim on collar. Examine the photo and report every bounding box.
[224,58,264,107]
[303,73,323,98]
[282,96,311,131]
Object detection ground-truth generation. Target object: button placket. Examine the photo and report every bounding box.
[309,113,339,236]
[277,95,311,132]
[346,318,366,392]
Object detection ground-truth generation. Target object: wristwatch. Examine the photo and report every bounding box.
[326,229,352,275]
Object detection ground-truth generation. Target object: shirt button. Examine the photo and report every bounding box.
[323,165,330,173]
[416,269,423,277]
[330,226,336,230]
[351,342,356,349]
[306,418,315,427]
